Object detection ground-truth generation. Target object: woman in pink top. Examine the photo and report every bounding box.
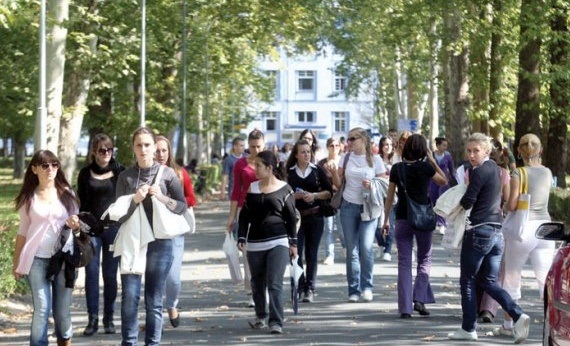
[226,129,265,306]
[12,150,80,346]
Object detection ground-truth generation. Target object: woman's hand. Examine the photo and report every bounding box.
[362,179,371,189]
[134,184,150,204]
[237,242,246,252]
[289,245,298,258]
[65,215,80,231]
[148,184,163,198]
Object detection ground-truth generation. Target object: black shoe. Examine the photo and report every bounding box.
[103,314,116,334]
[400,313,412,319]
[302,291,314,303]
[478,310,494,323]
[168,309,180,328]
[83,314,99,336]
[413,302,430,316]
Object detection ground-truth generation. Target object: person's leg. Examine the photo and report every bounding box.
[412,228,435,305]
[165,234,184,310]
[266,246,289,328]
[395,220,414,315]
[51,264,73,342]
[296,219,307,293]
[144,239,174,346]
[84,236,102,316]
[27,258,51,346]
[384,208,396,254]
[358,216,377,293]
[304,216,324,292]
[528,237,555,299]
[101,225,120,330]
[247,250,268,320]
[501,236,532,301]
[335,214,345,248]
[323,216,335,260]
[120,274,142,346]
[339,201,362,297]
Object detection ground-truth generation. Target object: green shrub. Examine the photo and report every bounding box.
[549,188,570,227]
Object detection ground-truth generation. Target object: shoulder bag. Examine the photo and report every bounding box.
[502,167,530,242]
[330,153,350,210]
[398,163,437,232]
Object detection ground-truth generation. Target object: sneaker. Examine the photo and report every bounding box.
[248,297,255,308]
[448,328,478,341]
[478,310,494,323]
[382,252,392,262]
[438,225,446,235]
[492,327,514,337]
[348,294,359,303]
[248,318,267,329]
[513,313,530,344]
[362,290,373,302]
[302,291,314,303]
[323,256,334,265]
[269,324,282,334]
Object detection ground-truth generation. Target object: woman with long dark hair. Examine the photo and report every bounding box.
[77,133,125,336]
[13,150,80,346]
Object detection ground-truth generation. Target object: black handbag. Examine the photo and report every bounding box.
[398,163,436,232]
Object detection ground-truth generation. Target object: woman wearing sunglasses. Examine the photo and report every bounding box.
[77,133,125,336]
[336,128,387,303]
[13,150,80,346]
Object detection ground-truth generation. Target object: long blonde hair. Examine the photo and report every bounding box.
[350,127,374,167]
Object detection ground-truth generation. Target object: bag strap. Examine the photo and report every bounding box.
[154,165,165,186]
[340,153,351,185]
[519,167,528,194]
[398,162,408,194]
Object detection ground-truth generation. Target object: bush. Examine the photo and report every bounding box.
[0,222,28,299]
[549,188,570,227]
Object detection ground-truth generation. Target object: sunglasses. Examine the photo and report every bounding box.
[302,136,313,141]
[328,144,340,147]
[347,136,361,142]
[98,147,114,155]
[39,162,60,170]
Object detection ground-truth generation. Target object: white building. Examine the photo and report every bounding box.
[242,46,377,149]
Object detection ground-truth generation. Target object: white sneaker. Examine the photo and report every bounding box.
[348,294,359,303]
[448,328,478,341]
[438,225,446,235]
[492,327,514,337]
[513,314,530,344]
[323,256,334,265]
[382,252,392,262]
[362,290,373,302]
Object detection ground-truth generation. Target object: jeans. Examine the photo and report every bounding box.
[165,234,185,309]
[460,224,524,332]
[395,220,435,314]
[339,200,378,296]
[323,214,345,259]
[297,214,324,293]
[247,246,289,328]
[121,239,173,346]
[85,223,120,316]
[28,257,73,346]
[376,207,395,253]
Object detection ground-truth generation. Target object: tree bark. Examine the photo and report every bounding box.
[488,0,505,141]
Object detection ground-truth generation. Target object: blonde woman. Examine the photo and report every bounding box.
[336,127,387,302]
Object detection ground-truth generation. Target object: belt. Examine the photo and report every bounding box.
[299,207,320,217]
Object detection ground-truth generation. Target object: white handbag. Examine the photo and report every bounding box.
[502,167,530,242]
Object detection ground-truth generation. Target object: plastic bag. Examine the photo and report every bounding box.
[222,233,243,284]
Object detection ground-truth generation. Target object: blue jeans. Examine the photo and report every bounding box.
[323,214,345,259]
[85,223,120,316]
[27,257,73,346]
[376,207,395,253]
[339,200,378,296]
[247,246,289,328]
[460,224,524,332]
[165,234,185,309]
[297,214,324,293]
[395,220,435,314]
[121,239,173,346]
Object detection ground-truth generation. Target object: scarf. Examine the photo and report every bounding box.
[90,157,122,175]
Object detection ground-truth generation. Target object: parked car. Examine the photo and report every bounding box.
[535,222,570,346]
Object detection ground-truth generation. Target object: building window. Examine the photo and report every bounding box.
[334,71,346,92]
[333,111,348,132]
[261,111,278,131]
[297,111,315,123]
[297,70,315,91]
[265,70,280,100]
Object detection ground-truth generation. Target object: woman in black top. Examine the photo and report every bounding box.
[285,140,332,303]
[382,134,447,319]
[77,133,125,335]
[238,151,298,334]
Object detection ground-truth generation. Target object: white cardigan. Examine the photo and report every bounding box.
[434,184,469,249]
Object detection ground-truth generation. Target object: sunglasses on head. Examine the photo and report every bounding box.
[39,162,60,170]
[98,147,114,155]
[347,136,361,142]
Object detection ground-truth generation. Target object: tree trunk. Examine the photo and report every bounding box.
[470,4,491,135]
[545,3,569,188]
[13,139,26,179]
[443,5,470,164]
[488,0,505,142]
[514,0,542,151]
[427,20,439,144]
[45,0,69,153]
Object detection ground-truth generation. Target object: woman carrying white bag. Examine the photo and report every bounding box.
[494,133,555,336]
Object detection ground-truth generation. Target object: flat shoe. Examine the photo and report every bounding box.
[400,313,412,319]
[413,302,430,316]
[168,309,180,328]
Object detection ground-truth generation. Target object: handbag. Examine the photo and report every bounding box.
[330,153,350,210]
[152,165,195,239]
[222,232,243,284]
[502,167,530,242]
[398,163,437,232]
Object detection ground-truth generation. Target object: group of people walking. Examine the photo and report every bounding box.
[11,124,553,345]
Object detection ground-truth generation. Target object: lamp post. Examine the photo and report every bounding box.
[179,0,188,165]
[35,0,47,151]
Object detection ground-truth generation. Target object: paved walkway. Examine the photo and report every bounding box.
[0,200,544,345]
